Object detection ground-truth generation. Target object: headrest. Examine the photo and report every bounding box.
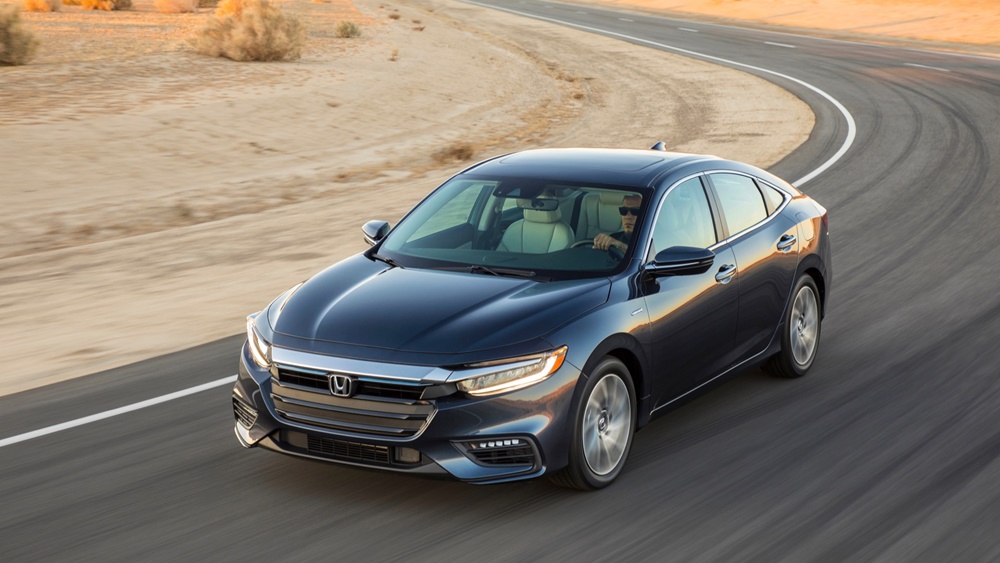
[523,207,562,223]
[598,191,640,205]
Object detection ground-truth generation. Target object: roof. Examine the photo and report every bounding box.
[462,148,720,187]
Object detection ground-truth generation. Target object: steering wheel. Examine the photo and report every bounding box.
[571,239,625,261]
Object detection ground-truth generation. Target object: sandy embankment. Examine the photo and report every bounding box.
[0,0,812,396]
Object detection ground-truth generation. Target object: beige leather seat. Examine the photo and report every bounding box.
[576,191,632,241]
[498,199,575,253]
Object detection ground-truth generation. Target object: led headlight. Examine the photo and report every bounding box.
[455,346,567,396]
[245,314,271,369]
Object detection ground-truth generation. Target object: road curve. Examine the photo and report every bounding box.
[3,1,1000,561]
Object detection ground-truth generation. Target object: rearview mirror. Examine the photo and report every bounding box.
[645,246,715,276]
[362,220,390,246]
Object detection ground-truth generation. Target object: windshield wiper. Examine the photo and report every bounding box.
[468,265,536,278]
[370,253,402,268]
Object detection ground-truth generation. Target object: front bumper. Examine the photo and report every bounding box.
[232,342,581,484]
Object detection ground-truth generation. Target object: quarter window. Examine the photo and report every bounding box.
[760,183,786,213]
[711,173,768,236]
[651,178,716,253]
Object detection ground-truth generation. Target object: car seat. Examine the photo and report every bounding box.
[497,199,575,253]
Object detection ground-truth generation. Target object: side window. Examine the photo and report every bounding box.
[711,173,768,236]
[651,177,717,254]
[760,183,786,213]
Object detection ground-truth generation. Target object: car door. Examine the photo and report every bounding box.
[640,176,740,409]
[705,173,799,363]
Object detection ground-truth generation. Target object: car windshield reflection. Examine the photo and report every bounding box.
[378,176,650,278]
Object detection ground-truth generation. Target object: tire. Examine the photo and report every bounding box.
[550,357,636,490]
[765,274,822,378]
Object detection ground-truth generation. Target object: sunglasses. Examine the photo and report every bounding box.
[619,206,641,216]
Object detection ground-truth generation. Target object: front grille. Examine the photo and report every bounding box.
[233,398,257,429]
[271,366,435,438]
[307,435,390,464]
[468,444,536,466]
[275,366,426,400]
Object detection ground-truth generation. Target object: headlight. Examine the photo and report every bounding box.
[246,314,271,369]
[455,346,568,396]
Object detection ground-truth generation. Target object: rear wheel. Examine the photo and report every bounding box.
[766,275,822,378]
[551,357,636,490]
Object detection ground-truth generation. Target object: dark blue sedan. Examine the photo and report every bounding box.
[232,146,831,489]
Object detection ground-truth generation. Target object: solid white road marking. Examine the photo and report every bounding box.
[765,41,796,48]
[904,62,950,72]
[0,375,238,448]
[619,18,634,22]
[678,27,699,32]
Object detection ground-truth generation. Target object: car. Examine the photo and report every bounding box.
[232,145,831,489]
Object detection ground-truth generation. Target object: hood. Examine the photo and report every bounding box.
[269,255,610,354]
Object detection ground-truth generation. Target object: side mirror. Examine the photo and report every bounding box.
[645,246,715,276]
[362,220,390,246]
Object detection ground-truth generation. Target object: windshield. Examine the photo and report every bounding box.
[378,175,650,278]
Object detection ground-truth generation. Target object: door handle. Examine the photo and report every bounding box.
[777,234,797,252]
[715,264,736,284]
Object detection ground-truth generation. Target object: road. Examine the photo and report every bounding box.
[3,1,1000,560]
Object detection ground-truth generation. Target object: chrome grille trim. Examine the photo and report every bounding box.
[269,367,437,440]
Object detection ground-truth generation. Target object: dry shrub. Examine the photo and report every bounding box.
[23,0,61,12]
[433,143,475,164]
[335,21,359,38]
[192,0,307,62]
[155,0,198,12]
[81,0,132,10]
[0,5,40,66]
[63,0,81,4]
[387,13,399,20]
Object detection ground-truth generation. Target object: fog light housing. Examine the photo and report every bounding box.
[394,447,422,464]
[456,437,538,467]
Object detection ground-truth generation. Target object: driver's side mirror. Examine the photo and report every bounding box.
[644,246,715,276]
[362,220,390,246]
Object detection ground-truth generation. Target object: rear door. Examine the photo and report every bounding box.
[705,173,798,363]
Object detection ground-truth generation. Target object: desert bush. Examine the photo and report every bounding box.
[192,0,307,62]
[335,21,359,38]
[81,0,132,10]
[23,0,61,12]
[62,0,81,4]
[155,0,198,13]
[432,143,475,164]
[0,5,40,65]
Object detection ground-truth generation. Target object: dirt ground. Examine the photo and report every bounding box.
[2,0,819,395]
[574,0,1000,55]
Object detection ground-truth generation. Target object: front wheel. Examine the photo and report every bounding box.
[551,357,636,490]
[765,274,822,378]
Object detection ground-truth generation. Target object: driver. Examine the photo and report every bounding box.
[594,194,641,253]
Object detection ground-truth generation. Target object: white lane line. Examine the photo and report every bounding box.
[0,375,237,448]
[465,0,856,187]
[904,62,950,72]
[765,41,796,49]
[619,17,634,22]
[678,27,699,32]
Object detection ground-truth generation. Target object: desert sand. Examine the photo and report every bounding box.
[576,0,1000,54]
[0,0,819,396]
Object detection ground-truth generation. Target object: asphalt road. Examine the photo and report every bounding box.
[3,1,1000,561]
